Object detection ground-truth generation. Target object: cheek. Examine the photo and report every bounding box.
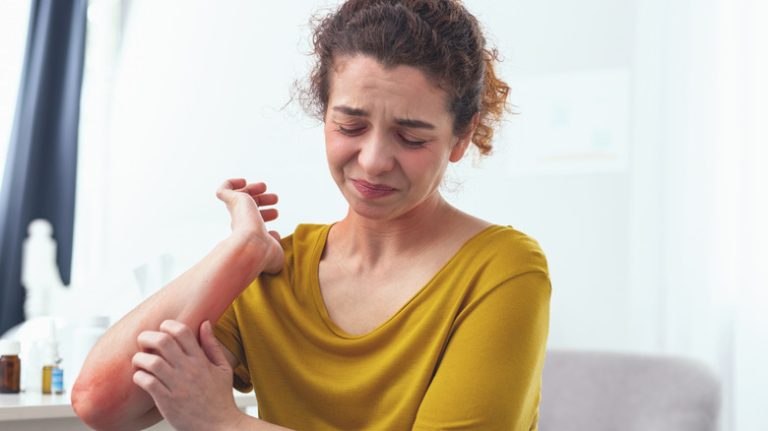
[402,151,448,183]
[323,128,339,161]
[324,133,352,172]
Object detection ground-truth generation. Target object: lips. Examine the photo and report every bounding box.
[353,179,396,191]
[351,179,397,199]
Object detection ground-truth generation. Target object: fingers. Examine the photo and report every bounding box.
[132,352,174,388]
[216,178,246,197]
[133,369,171,399]
[217,179,266,195]
[254,193,278,206]
[223,178,246,190]
[137,329,186,362]
[159,320,202,357]
[199,321,230,367]
[260,208,279,222]
[238,182,267,196]
[216,180,278,207]
[268,231,281,242]
[217,179,266,201]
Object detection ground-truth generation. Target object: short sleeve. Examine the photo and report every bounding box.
[213,301,253,393]
[412,271,551,431]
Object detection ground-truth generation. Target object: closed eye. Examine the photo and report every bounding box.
[399,134,426,147]
[336,125,365,136]
[335,124,426,147]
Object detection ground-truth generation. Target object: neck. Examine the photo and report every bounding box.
[329,192,458,271]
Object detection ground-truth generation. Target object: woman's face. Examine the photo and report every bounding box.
[323,55,470,221]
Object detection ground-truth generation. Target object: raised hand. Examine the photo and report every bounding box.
[216,178,283,274]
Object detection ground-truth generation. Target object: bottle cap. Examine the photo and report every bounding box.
[0,339,21,355]
[41,340,60,364]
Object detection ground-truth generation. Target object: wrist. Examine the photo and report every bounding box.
[224,233,270,274]
[216,408,248,431]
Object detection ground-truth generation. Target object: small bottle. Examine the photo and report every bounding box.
[51,365,64,394]
[0,340,21,393]
[41,341,64,394]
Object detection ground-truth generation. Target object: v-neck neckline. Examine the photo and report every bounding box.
[309,223,503,339]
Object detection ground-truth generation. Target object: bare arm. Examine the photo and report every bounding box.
[71,180,284,431]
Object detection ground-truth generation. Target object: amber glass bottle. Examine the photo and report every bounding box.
[0,340,21,393]
[42,364,53,394]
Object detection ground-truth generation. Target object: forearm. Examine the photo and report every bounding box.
[230,414,296,431]
[72,234,269,431]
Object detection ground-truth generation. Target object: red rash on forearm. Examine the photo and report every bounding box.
[71,235,268,430]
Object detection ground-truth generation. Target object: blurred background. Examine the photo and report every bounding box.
[0,0,766,429]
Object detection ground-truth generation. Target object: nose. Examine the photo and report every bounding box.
[357,132,396,177]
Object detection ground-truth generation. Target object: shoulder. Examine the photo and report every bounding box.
[451,224,551,304]
[470,225,549,278]
[272,223,331,279]
[449,225,551,334]
[279,223,330,255]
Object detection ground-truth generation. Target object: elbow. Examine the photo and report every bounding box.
[71,369,155,431]
[71,373,127,431]
[71,377,107,430]
[71,380,98,429]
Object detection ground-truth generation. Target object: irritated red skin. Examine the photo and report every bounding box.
[72,360,134,430]
[71,235,268,430]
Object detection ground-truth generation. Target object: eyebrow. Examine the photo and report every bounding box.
[331,105,436,130]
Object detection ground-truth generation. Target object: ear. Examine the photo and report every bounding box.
[449,113,481,163]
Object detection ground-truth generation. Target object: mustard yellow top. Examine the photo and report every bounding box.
[214,223,551,431]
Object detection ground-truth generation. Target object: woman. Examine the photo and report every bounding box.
[72,1,551,430]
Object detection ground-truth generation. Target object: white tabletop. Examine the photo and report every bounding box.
[0,390,258,422]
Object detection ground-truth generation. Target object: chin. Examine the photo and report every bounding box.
[348,202,399,220]
[344,194,411,221]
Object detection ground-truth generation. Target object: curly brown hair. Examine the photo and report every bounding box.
[300,0,510,155]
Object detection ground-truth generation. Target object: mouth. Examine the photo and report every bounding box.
[350,179,397,199]
[352,179,396,191]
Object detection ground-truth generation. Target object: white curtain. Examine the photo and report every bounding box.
[712,1,768,429]
[632,0,768,429]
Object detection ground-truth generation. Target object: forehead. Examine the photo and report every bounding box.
[327,55,451,122]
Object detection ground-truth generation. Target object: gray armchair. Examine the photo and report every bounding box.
[539,350,721,431]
